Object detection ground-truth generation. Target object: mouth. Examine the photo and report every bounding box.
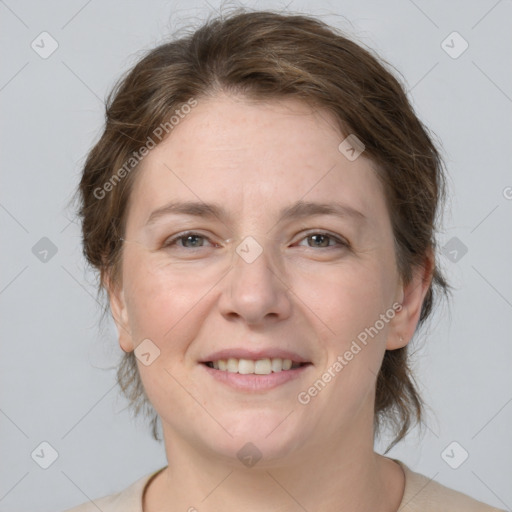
[202,357,310,374]
[199,348,313,391]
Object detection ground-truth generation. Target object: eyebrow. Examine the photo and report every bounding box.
[145,199,367,227]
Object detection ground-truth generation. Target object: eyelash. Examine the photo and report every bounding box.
[162,230,349,251]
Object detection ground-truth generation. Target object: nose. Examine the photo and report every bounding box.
[218,236,292,327]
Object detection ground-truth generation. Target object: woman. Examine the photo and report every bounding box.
[64,7,505,512]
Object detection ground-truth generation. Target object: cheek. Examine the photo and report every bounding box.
[122,249,216,340]
[294,263,394,426]
[293,258,396,410]
[120,259,209,416]
[293,258,394,340]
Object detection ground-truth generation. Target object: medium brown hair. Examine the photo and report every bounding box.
[77,6,450,451]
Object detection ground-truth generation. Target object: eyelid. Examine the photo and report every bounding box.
[295,230,349,248]
[163,229,349,249]
[163,230,219,248]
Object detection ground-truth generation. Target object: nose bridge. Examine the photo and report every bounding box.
[220,232,290,323]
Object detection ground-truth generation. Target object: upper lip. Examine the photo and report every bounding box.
[200,348,311,364]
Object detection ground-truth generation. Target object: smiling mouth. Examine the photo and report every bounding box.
[202,358,310,375]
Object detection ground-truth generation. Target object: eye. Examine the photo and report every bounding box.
[161,230,349,252]
[163,231,217,250]
[296,231,349,249]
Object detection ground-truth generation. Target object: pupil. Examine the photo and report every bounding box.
[311,234,328,247]
[186,235,202,247]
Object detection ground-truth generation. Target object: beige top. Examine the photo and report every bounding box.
[62,459,505,512]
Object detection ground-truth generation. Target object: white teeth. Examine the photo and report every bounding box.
[271,358,283,372]
[227,358,238,373]
[238,359,255,374]
[209,357,298,374]
[254,358,272,375]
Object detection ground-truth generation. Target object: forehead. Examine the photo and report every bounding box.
[153,93,346,168]
[127,93,388,230]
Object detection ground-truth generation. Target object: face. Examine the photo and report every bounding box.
[108,93,429,465]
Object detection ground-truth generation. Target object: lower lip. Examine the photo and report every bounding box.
[201,363,311,391]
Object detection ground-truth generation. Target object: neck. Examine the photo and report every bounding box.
[144,402,405,512]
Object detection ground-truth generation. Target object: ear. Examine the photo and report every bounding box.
[386,247,434,350]
[103,271,134,353]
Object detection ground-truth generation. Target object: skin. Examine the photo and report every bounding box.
[107,92,433,511]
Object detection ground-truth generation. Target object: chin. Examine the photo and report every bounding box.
[202,409,310,467]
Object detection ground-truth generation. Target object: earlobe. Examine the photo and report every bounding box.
[103,272,134,353]
[386,249,434,351]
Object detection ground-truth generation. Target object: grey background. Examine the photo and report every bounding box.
[1,0,511,510]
